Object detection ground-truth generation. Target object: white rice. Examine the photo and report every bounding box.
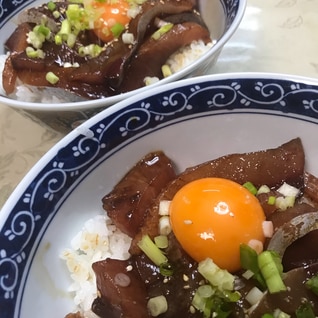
[60,214,131,317]
[0,40,214,103]
[166,40,214,74]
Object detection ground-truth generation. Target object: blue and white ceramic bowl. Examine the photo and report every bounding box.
[0,0,246,133]
[2,73,318,317]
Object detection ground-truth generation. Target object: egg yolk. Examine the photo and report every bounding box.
[169,178,266,273]
[91,0,131,43]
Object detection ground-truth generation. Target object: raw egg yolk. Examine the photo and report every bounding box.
[169,178,266,273]
[91,0,131,43]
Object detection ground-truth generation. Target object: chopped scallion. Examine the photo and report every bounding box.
[147,295,168,317]
[78,44,103,57]
[242,181,258,195]
[159,262,174,276]
[154,235,168,249]
[26,47,45,59]
[257,184,271,195]
[198,258,235,292]
[47,1,56,11]
[240,243,266,289]
[305,274,318,295]
[111,22,125,38]
[137,234,168,267]
[46,72,59,85]
[53,10,60,19]
[55,34,63,45]
[273,309,291,318]
[267,196,276,205]
[151,23,173,40]
[258,251,286,294]
[295,302,316,318]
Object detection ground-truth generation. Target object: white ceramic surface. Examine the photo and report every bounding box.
[1,73,318,317]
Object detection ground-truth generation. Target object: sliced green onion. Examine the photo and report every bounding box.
[257,184,271,195]
[67,33,77,47]
[111,22,125,38]
[53,10,60,19]
[137,234,168,266]
[60,19,71,35]
[25,47,45,59]
[78,44,103,57]
[198,258,234,292]
[55,34,63,45]
[273,309,291,318]
[242,181,258,195]
[159,262,174,276]
[151,23,173,40]
[66,4,81,20]
[191,289,206,312]
[34,24,51,39]
[197,284,214,298]
[258,251,286,294]
[240,244,266,289]
[262,314,274,318]
[222,289,241,302]
[275,196,296,211]
[122,32,135,44]
[47,1,56,11]
[158,200,171,216]
[147,295,168,317]
[154,235,168,249]
[159,216,171,235]
[46,72,59,85]
[27,30,46,49]
[267,196,276,205]
[295,302,316,318]
[240,244,259,274]
[305,274,318,295]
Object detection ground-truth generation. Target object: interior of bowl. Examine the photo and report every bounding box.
[1,73,318,317]
[0,0,246,110]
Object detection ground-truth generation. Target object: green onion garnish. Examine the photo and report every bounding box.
[267,196,276,205]
[154,235,168,249]
[296,302,316,318]
[159,262,174,276]
[111,22,125,38]
[258,250,286,294]
[151,23,173,40]
[137,234,168,267]
[198,258,235,292]
[305,274,318,295]
[47,1,56,11]
[147,295,168,317]
[242,181,258,195]
[46,72,59,85]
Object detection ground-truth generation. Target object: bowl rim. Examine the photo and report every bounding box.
[2,70,318,218]
[0,0,247,111]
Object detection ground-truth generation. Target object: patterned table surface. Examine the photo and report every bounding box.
[1,0,318,208]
